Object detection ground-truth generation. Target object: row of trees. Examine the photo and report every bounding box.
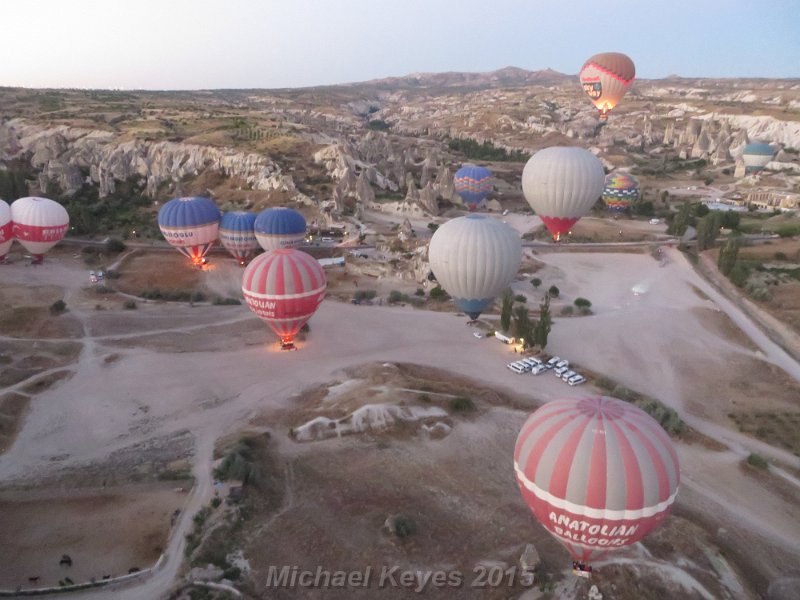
[500,290,552,350]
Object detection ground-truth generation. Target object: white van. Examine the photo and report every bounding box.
[507,363,526,374]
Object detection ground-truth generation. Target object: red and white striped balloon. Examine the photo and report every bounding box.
[10,197,69,261]
[241,249,326,347]
[0,200,12,260]
[514,396,680,563]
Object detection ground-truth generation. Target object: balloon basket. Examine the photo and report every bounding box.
[571,563,592,579]
[280,342,297,351]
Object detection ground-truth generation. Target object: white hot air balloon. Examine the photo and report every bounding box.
[0,200,12,262]
[10,197,70,263]
[521,147,605,241]
[428,214,521,321]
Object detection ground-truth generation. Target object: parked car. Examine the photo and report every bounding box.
[513,361,532,372]
[508,363,527,374]
[568,375,587,386]
[561,370,577,382]
[545,357,560,369]
[555,359,569,370]
[554,365,570,376]
[473,332,483,339]
[521,358,542,368]
[530,364,547,375]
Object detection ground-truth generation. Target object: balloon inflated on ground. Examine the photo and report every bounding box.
[0,200,12,262]
[602,173,640,213]
[514,396,680,570]
[10,196,70,263]
[241,248,326,350]
[219,211,258,265]
[157,196,221,266]
[742,142,775,174]
[521,147,605,241]
[254,207,307,251]
[579,52,636,120]
[453,165,493,211]
[427,214,521,321]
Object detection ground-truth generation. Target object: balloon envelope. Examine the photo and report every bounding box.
[428,214,521,320]
[742,142,774,174]
[579,52,635,120]
[521,147,605,240]
[254,207,307,251]
[219,211,258,264]
[10,196,69,260]
[514,396,680,563]
[0,200,12,259]
[242,249,326,346]
[453,165,493,210]
[602,173,639,213]
[158,197,221,264]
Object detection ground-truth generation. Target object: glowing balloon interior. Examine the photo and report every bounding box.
[157,197,221,265]
[579,52,635,120]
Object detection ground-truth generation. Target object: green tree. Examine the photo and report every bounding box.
[500,288,513,332]
[660,190,669,204]
[695,213,719,251]
[531,277,542,289]
[695,203,710,217]
[717,234,741,276]
[667,202,692,236]
[574,298,592,308]
[513,304,535,348]
[534,294,552,350]
[427,223,439,233]
[547,285,560,298]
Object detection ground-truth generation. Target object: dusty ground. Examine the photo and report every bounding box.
[0,247,799,599]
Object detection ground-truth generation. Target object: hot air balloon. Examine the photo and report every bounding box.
[521,147,605,241]
[241,249,326,350]
[742,142,774,174]
[602,173,639,213]
[514,396,680,572]
[0,200,12,262]
[219,211,259,265]
[157,197,221,266]
[428,214,521,321]
[254,207,307,251]
[579,53,635,120]
[10,197,69,263]
[453,165,493,211]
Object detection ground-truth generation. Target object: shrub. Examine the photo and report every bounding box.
[123,299,137,309]
[353,289,377,302]
[746,453,768,469]
[774,251,788,261]
[392,514,416,538]
[213,297,242,305]
[574,297,592,308]
[728,263,750,287]
[514,294,527,303]
[449,396,476,412]
[428,286,448,300]
[190,291,207,303]
[106,237,126,253]
[560,305,574,316]
[211,497,222,508]
[49,299,67,315]
[611,385,633,401]
[415,288,425,297]
[547,285,560,298]
[531,277,542,288]
[223,566,241,581]
[388,290,404,304]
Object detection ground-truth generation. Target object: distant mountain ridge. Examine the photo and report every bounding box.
[342,66,574,90]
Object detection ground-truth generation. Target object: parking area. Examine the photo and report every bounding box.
[505,355,586,386]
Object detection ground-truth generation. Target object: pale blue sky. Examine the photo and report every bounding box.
[2,0,797,90]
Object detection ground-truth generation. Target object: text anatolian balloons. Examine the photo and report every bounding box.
[10,196,70,263]
[579,52,636,120]
[219,211,258,265]
[514,396,680,564]
[157,197,221,265]
[242,249,326,349]
[428,214,521,321]
[0,200,12,261]
[521,147,605,241]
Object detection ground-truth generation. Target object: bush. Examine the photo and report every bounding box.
[123,299,137,309]
[514,294,527,303]
[211,497,222,508]
[774,252,788,261]
[353,289,377,302]
[106,237,126,253]
[746,453,768,469]
[574,297,592,308]
[388,290,404,304]
[728,263,750,287]
[415,288,425,297]
[50,299,67,315]
[212,297,242,305]
[449,396,476,412]
[223,566,241,581]
[428,286,449,300]
[547,285,560,298]
[392,514,416,538]
[190,291,207,303]
[776,224,800,238]
[560,305,574,316]
[531,277,542,288]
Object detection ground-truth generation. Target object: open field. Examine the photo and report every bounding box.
[0,247,799,599]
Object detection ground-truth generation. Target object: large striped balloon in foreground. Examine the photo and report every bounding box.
[158,197,221,265]
[219,211,258,265]
[454,165,493,211]
[242,249,326,348]
[522,147,605,241]
[428,214,521,321]
[514,396,680,563]
[254,207,307,251]
[10,197,69,262]
[579,52,635,120]
[0,200,12,261]
[602,173,639,213]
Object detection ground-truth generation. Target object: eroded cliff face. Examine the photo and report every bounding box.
[0,119,294,198]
